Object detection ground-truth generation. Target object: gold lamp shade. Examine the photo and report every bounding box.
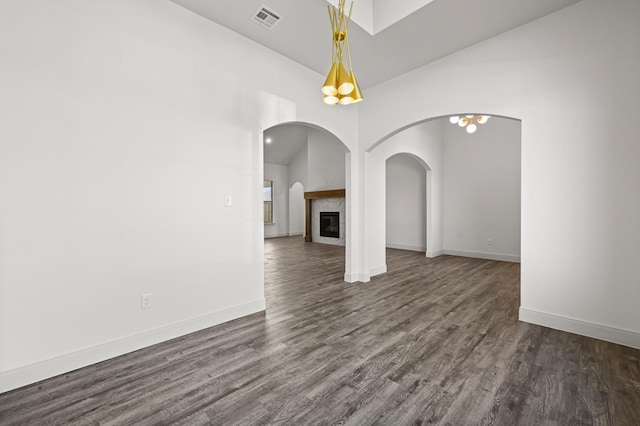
[336,62,354,95]
[321,0,363,105]
[348,71,363,103]
[322,62,339,96]
[336,71,363,105]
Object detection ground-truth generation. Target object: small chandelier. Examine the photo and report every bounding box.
[449,115,490,133]
[322,0,363,105]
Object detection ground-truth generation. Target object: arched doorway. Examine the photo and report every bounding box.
[386,153,428,255]
[366,114,521,277]
[262,122,352,280]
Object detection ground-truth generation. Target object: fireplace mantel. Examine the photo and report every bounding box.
[304,189,346,242]
[304,189,346,200]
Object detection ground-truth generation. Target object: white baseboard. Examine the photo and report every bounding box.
[264,233,290,239]
[443,249,520,263]
[344,272,370,283]
[288,232,303,237]
[385,243,426,252]
[0,299,266,394]
[519,307,640,350]
[426,249,444,258]
[369,264,387,277]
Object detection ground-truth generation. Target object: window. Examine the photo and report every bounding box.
[264,180,273,224]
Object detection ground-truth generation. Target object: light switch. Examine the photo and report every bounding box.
[141,293,152,310]
[224,195,232,207]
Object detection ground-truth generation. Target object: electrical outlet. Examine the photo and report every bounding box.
[487,238,493,246]
[141,293,152,310]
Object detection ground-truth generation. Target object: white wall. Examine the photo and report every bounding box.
[443,117,521,262]
[307,128,348,191]
[289,182,305,236]
[288,142,308,189]
[386,155,427,252]
[359,0,640,348]
[285,131,307,238]
[366,120,445,276]
[264,163,289,238]
[0,0,360,392]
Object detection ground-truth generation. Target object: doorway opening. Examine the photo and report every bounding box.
[386,153,428,254]
[262,122,350,280]
[367,114,521,291]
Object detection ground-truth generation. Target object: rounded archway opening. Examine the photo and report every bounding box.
[385,153,429,263]
[366,113,522,278]
[262,121,352,282]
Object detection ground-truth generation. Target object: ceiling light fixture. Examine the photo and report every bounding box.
[449,115,490,134]
[322,0,363,106]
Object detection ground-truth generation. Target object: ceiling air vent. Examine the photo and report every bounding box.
[251,4,282,30]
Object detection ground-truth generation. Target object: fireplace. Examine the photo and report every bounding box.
[304,189,345,244]
[320,212,340,238]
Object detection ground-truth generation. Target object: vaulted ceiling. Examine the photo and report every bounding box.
[170,0,582,89]
[263,124,309,165]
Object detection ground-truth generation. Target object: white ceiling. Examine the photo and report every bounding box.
[263,124,309,165]
[170,0,582,89]
[326,0,438,35]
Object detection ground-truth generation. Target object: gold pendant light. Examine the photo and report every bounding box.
[322,0,363,105]
[449,115,491,133]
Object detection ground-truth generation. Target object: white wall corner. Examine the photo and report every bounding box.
[0,299,266,394]
[519,307,640,350]
[426,249,444,258]
[369,264,388,277]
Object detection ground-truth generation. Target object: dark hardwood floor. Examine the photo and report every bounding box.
[1,237,639,425]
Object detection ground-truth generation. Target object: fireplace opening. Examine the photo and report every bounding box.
[320,212,340,238]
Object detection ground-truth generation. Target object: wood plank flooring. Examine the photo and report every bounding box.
[1,237,639,425]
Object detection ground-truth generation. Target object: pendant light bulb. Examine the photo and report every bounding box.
[324,95,339,105]
[322,62,339,96]
[449,113,490,134]
[336,62,354,95]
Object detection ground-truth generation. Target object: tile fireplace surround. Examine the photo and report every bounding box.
[313,200,345,246]
[304,189,345,246]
